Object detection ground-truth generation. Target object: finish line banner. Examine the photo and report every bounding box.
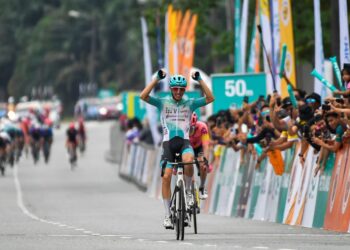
[211,73,267,113]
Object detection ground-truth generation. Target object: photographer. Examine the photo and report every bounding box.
[311,112,344,152]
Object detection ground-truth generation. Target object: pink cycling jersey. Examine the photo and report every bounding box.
[189,121,210,149]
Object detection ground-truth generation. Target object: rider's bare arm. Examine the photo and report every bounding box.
[140,78,159,103]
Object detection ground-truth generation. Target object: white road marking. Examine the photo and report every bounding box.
[156,241,168,243]
[180,242,193,245]
[252,247,269,249]
[48,234,90,237]
[74,228,86,231]
[121,236,132,239]
[83,231,93,234]
[204,244,217,247]
[278,249,297,250]
[100,234,125,237]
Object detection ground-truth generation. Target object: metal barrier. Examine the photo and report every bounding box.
[108,124,350,233]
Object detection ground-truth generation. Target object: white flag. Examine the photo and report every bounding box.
[339,0,350,67]
[141,17,162,145]
[313,0,326,98]
[240,0,249,72]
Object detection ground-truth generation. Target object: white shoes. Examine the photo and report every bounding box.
[186,191,194,206]
[163,216,173,229]
[199,188,208,200]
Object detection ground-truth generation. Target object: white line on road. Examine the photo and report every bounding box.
[252,247,269,249]
[180,242,193,245]
[278,249,297,250]
[156,241,168,243]
[121,236,132,239]
[48,234,90,237]
[204,244,217,247]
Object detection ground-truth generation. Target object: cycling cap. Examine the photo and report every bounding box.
[190,112,198,126]
[169,75,187,88]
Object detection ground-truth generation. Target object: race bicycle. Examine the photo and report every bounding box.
[161,154,207,240]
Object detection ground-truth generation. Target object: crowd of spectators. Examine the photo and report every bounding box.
[119,65,350,177]
[205,67,350,176]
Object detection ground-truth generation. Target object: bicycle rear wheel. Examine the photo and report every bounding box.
[192,182,198,234]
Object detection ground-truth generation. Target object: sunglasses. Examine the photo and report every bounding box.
[261,109,270,116]
[306,98,316,103]
[171,87,186,92]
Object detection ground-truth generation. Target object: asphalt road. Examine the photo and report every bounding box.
[1,121,350,250]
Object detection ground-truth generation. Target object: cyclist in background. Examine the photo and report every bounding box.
[41,118,53,163]
[189,112,211,200]
[77,117,86,153]
[66,122,78,165]
[140,69,214,229]
[29,122,42,164]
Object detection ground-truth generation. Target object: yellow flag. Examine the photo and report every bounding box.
[279,0,296,97]
[178,10,191,75]
[182,14,198,83]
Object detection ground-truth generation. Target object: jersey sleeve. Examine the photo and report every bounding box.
[190,97,207,111]
[336,125,344,143]
[147,96,162,108]
[199,123,210,146]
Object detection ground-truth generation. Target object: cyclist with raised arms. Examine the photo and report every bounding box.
[140,69,214,229]
[189,112,211,200]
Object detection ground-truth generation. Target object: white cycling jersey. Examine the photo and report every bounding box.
[147,95,206,142]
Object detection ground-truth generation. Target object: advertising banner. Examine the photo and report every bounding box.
[211,73,267,113]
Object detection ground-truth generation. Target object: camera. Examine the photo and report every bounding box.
[322,104,331,111]
[276,97,282,106]
[335,98,345,104]
[243,96,249,103]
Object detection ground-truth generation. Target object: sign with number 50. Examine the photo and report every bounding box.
[211,73,266,112]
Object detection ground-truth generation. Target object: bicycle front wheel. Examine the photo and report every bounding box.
[178,181,185,240]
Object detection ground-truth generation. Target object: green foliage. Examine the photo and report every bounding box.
[0,0,346,107]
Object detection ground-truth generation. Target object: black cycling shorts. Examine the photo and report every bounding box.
[161,136,194,168]
[193,146,203,158]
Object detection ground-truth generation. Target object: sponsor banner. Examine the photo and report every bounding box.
[339,146,350,231]
[323,147,348,231]
[215,148,241,216]
[291,147,316,225]
[224,150,242,216]
[276,143,296,223]
[279,0,296,97]
[231,153,249,216]
[147,149,162,198]
[301,152,320,227]
[253,159,273,220]
[202,150,221,213]
[312,152,334,228]
[324,144,350,232]
[265,171,282,222]
[247,158,266,218]
[237,155,256,217]
[283,143,303,224]
[209,148,227,214]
